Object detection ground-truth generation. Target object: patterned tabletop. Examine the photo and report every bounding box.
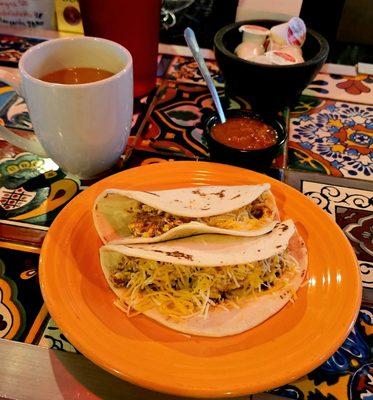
[0,33,372,400]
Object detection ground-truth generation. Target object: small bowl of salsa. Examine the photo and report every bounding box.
[204,109,286,171]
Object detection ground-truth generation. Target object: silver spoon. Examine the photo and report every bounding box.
[184,27,226,124]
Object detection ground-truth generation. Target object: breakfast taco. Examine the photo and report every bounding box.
[93,184,280,244]
[99,220,307,337]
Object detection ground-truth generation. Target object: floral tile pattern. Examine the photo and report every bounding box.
[304,73,373,105]
[0,247,42,341]
[38,317,77,353]
[126,86,159,148]
[0,81,15,114]
[289,98,373,181]
[156,54,173,78]
[282,171,373,398]
[0,80,32,131]
[273,306,373,400]
[301,180,373,289]
[165,55,223,87]
[135,80,251,159]
[0,94,31,130]
[0,152,80,230]
[0,35,44,67]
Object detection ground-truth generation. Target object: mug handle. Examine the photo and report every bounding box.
[0,69,48,157]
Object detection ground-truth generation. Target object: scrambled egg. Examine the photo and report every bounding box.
[128,192,274,238]
[110,252,297,320]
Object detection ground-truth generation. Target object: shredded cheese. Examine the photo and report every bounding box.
[110,251,297,320]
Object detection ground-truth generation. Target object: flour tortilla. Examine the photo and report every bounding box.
[93,184,280,244]
[100,220,308,337]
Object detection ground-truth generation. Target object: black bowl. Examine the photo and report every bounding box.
[214,20,329,112]
[204,109,286,171]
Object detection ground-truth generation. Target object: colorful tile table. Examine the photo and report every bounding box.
[0,32,372,400]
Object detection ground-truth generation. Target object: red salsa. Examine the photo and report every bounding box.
[211,117,277,150]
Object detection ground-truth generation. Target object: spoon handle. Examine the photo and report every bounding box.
[184,27,226,124]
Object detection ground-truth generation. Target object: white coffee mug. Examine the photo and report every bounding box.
[0,37,133,179]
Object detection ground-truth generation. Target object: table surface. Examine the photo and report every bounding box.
[0,27,372,400]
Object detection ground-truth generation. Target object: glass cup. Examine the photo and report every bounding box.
[79,0,161,98]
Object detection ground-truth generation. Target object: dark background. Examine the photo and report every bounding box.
[160,0,373,65]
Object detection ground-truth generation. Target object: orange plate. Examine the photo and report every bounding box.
[39,162,361,398]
